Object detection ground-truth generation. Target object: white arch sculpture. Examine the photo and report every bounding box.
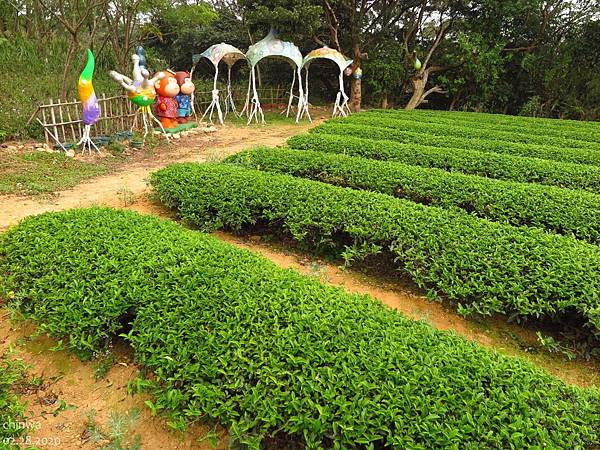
[298,47,353,121]
[199,43,247,125]
[244,29,306,124]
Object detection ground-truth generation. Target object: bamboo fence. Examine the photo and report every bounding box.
[29,87,290,146]
[29,94,136,145]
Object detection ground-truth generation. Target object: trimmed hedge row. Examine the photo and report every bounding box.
[335,115,600,165]
[150,163,600,336]
[289,132,600,193]
[3,208,599,448]
[226,147,600,244]
[364,109,600,143]
[360,111,600,146]
[367,108,600,138]
[342,114,600,152]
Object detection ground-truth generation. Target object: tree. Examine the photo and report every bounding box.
[37,0,108,99]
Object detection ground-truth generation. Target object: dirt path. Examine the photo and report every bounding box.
[0,315,227,450]
[0,121,313,231]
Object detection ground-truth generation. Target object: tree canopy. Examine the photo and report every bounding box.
[1,0,599,119]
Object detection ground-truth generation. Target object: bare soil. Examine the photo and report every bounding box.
[0,314,227,449]
[0,120,315,231]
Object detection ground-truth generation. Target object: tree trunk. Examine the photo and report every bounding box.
[405,72,428,110]
[349,41,362,112]
[405,68,444,110]
[449,89,463,110]
[60,36,79,100]
[350,77,361,112]
[381,90,388,109]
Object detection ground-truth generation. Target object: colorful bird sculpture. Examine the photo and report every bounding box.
[77,49,101,154]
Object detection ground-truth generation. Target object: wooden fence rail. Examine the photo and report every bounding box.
[30,87,290,146]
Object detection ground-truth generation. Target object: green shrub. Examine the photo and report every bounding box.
[0,355,27,447]
[2,207,599,448]
[363,109,600,144]
[333,114,600,153]
[226,147,600,244]
[150,163,600,338]
[0,209,160,359]
[291,131,600,193]
[326,116,600,166]
[367,109,600,139]
[0,34,119,140]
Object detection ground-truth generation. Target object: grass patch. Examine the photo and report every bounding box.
[0,352,29,446]
[226,110,306,127]
[0,151,113,195]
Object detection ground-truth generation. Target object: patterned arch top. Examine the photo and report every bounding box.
[200,43,247,68]
[245,29,303,69]
[302,46,353,71]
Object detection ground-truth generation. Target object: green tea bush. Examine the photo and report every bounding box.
[323,116,600,166]
[367,109,600,140]
[226,147,600,244]
[361,110,600,145]
[291,131,600,193]
[150,163,600,337]
[2,208,599,448]
[0,356,27,447]
[342,114,600,152]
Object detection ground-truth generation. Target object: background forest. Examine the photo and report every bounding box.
[1,0,599,140]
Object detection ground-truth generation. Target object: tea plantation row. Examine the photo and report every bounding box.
[226,147,600,244]
[344,113,600,152]
[150,163,600,340]
[366,108,600,141]
[1,208,599,448]
[363,109,600,144]
[316,117,600,167]
[289,132,600,193]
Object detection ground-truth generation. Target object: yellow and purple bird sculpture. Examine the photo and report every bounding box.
[77,49,101,154]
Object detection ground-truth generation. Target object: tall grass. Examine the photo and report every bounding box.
[0,34,119,140]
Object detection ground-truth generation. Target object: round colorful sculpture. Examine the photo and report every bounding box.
[174,71,195,124]
[154,71,180,129]
[109,54,168,143]
[76,49,101,155]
